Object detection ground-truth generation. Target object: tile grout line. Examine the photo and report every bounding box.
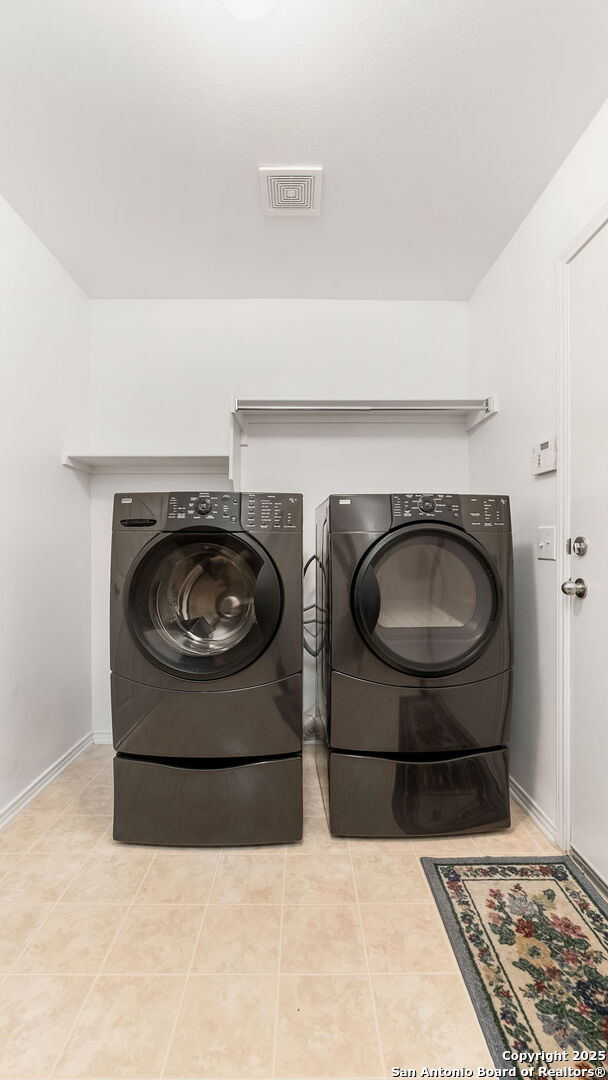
[0,753,114,990]
[0,967,469,977]
[3,806,118,980]
[45,840,160,1078]
[0,897,481,907]
[348,842,387,1080]
[0,745,109,838]
[0,754,108,859]
[57,761,115,818]
[0,851,25,879]
[271,846,287,1079]
[159,851,223,1080]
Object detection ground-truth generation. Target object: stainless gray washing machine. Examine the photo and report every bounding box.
[111,490,303,846]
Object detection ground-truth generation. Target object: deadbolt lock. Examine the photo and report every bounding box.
[572,535,589,556]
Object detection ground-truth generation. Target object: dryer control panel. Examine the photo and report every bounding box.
[391,493,463,524]
[391,493,510,531]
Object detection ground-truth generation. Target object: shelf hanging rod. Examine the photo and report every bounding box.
[235,399,491,414]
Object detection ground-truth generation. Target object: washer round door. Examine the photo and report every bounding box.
[126,531,282,679]
[352,523,501,677]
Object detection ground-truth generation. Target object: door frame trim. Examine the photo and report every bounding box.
[556,200,608,852]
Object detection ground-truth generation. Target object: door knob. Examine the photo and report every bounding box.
[561,578,588,598]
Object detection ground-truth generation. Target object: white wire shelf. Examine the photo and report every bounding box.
[62,454,230,476]
[233,397,497,433]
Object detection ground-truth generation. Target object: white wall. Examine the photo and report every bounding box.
[0,194,90,815]
[90,300,470,454]
[468,98,608,834]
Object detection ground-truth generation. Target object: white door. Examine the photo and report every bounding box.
[567,217,608,887]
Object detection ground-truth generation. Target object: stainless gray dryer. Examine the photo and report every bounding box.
[111,490,303,846]
[315,493,513,837]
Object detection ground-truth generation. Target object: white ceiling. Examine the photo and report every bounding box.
[1,0,608,299]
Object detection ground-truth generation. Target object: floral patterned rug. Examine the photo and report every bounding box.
[423,857,608,1071]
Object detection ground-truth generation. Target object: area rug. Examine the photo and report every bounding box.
[422,857,608,1071]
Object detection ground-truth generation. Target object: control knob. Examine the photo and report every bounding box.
[196,498,212,515]
[418,496,436,514]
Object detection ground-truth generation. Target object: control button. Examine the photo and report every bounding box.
[230,515,237,522]
[196,498,212,515]
[418,496,436,514]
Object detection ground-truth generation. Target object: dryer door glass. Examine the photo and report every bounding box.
[353,525,500,676]
[127,532,282,679]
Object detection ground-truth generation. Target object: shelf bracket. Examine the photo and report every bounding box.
[465,394,499,433]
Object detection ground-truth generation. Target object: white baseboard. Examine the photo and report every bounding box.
[569,847,608,898]
[510,776,558,845]
[92,730,113,745]
[0,731,93,828]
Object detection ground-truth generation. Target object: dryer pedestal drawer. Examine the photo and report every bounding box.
[325,747,510,837]
[113,753,303,846]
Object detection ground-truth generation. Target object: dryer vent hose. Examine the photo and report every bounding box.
[302,554,322,658]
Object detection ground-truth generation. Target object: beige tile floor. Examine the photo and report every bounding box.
[0,742,561,1079]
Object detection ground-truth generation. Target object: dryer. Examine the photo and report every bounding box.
[315,493,513,837]
[111,490,303,846]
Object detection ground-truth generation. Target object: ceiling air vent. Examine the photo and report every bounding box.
[259,166,323,215]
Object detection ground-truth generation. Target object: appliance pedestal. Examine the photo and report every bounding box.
[316,744,510,838]
[113,753,303,846]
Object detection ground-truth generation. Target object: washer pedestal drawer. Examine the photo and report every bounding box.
[113,753,303,846]
[324,747,510,837]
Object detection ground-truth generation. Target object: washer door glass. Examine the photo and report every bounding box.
[127,532,282,679]
[352,524,500,676]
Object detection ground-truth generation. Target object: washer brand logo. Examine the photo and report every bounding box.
[339,499,351,504]
[121,498,133,503]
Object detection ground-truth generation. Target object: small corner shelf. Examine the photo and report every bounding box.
[233,396,497,434]
[62,453,230,476]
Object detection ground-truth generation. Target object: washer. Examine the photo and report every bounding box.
[110,490,303,846]
[315,493,513,837]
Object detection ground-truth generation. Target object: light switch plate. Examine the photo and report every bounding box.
[537,525,556,560]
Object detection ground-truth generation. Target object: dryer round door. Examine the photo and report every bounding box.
[352,523,501,677]
[125,531,282,679]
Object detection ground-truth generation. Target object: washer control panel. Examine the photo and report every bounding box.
[242,493,302,532]
[391,494,511,530]
[461,495,511,531]
[165,491,302,532]
[167,492,241,526]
